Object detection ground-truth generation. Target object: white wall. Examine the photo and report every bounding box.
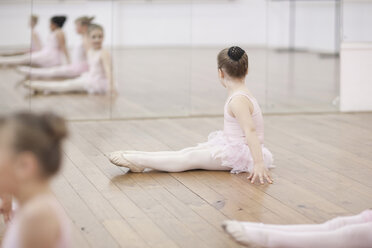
[267,1,337,53]
[0,1,114,48]
[294,1,337,53]
[267,1,290,48]
[0,3,31,47]
[190,0,267,47]
[343,1,372,42]
[0,0,370,53]
[340,42,372,112]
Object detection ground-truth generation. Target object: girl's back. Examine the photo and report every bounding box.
[2,195,70,248]
[224,91,265,143]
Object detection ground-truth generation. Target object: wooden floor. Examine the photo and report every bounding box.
[51,112,372,248]
[0,47,338,120]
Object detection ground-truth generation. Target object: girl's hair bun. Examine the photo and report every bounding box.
[1,111,68,177]
[76,16,95,26]
[228,46,245,61]
[41,112,68,142]
[51,16,67,28]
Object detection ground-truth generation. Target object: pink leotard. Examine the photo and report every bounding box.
[203,91,274,174]
[30,30,64,67]
[81,49,109,94]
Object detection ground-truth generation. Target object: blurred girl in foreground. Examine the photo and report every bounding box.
[0,112,70,248]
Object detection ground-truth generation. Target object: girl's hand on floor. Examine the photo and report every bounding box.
[248,162,273,184]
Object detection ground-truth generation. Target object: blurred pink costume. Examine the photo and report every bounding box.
[2,195,71,248]
[0,30,63,67]
[27,49,109,94]
[202,91,274,173]
[18,42,88,79]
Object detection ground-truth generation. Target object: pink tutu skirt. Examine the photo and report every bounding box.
[201,131,274,174]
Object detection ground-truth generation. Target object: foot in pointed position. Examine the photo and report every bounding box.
[108,151,145,173]
[222,220,268,248]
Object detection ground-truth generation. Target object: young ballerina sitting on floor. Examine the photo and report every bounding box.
[0,112,71,248]
[25,23,115,95]
[223,210,372,248]
[0,15,42,56]
[17,16,94,80]
[108,46,274,184]
[0,15,68,67]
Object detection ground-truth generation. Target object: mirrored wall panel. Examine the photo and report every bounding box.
[0,0,32,115]
[265,0,340,113]
[111,0,192,119]
[0,0,343,121]
[29,0,114,120]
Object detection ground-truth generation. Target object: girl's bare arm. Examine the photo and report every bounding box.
[32,31,42,51]
[229,96,273,184]
[101,49,116,95]
[57,31,70,63]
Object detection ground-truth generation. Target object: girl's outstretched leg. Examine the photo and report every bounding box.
[231,210,372,232]
[25,78,86,94]
[0,54,30,66]
[121,146,204,156]
[223,221,372,248]
[17,65,81,79]
[109,145,226,173]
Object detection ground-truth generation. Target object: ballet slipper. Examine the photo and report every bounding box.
[23,81,45,95]
[23,80,37,91]
[23,80,32,89]
[16,66,30,75]
[14,78,27,89]
[108,151,145,173]
[222,220,267,248]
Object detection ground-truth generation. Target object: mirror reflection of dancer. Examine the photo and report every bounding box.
[0,16,68,67]
[108,46,274,185]
[223,209,372,247]
[0,112,71,247]
[30,15,43,53]
[18,16,95,79]
[0,15,42,56]
[25,23,115,95]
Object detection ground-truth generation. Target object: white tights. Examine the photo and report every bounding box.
[124,145,227,172]
[0,54,31,66]
[27,78,87,94]
[224,210,372,248]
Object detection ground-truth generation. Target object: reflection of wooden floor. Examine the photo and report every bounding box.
[54,113,372,247]
[0,47,338,120]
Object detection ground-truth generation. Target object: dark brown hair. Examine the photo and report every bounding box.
[3,112,68,177]
[51,16,67,28]
[218,46,248,79]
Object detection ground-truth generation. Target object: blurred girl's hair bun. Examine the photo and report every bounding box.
[40,112,68,142]
[51,16,67,28]
[76,16,95,26]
